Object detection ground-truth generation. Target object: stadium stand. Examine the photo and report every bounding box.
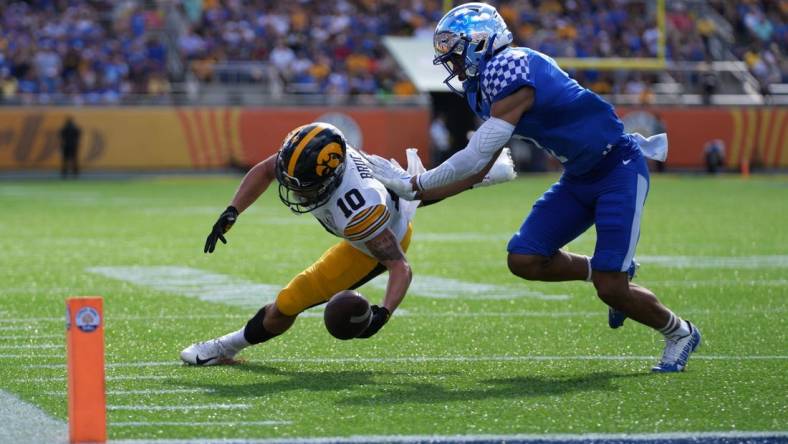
[0,0,785,105]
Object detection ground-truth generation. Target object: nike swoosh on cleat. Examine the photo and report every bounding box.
[194,355,217,365]
[622,159,631,165]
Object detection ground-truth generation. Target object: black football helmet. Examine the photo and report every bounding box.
[275,122,348,213]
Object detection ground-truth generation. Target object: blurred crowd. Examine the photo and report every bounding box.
[719,1,787,93]
[0,0,170,104]
[0,0,785,104]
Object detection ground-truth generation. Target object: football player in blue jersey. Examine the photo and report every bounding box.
[368,2,701,372]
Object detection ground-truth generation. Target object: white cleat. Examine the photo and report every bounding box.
[652,321,702,373]
[180,338,239,366]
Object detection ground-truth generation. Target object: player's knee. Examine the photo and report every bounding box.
[507,253,548,281]
[592,272,629,306]
[263,302,297,335]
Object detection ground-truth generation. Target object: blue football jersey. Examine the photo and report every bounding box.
[466,47,634,176]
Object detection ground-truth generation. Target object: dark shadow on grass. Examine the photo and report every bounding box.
[172,363,645,405]
[172,363,462,397]
[337,372,647,406]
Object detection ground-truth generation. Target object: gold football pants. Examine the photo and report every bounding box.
[275,224,413,316]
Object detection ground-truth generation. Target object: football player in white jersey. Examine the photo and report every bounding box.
[181,122,512,365]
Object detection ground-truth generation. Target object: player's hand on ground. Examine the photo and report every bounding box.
[363,153,418,200]
[357,305,390,339]
[204,206,239,253]
[474,147,517,188]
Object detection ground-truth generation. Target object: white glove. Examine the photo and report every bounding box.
[362,152,418,200]
[405,148,427,175]
[473,147,517,188]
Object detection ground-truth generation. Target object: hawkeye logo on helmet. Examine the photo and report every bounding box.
[316,142,344,177]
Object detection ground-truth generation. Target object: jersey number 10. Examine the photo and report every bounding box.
[337,189,366,217]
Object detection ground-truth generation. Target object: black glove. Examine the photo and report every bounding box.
[204,206,239,253]
[357,305,390,339]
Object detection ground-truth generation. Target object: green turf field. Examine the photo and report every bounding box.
[0,174,786,441]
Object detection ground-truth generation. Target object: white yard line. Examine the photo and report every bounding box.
[638,255,788,269]
[0,389,66,444]
[0,334,64,340]
[109,431,788,444]
[42,388,216,396]
[107,404,249,412]
[0,344,61,349]
[0,354,63,359]
[110,420,292,427]
[24,354,788,370]
[16,375,172,383]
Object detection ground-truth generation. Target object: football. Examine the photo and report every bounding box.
[323,290,372,340]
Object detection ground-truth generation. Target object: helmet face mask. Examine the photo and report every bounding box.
[432,2,513,96]
[275,123,347,214]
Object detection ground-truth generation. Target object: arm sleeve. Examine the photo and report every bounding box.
[418,117,515,190]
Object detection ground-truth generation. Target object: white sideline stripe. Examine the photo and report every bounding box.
[86,265,569,304]
[0,304,788,324]
[107,403,249,411]
[0,334,63,340]
[638,255,788,269]
[17,375,171,383]
[110,420,292,427]
[414,232,513,242]
[24,354,788,369]
[109,431,788,444]
[0,344,61,349]
[0,354,62,359]
[42,388,215,396]
[0,389,66,443]
[642,279,788,287]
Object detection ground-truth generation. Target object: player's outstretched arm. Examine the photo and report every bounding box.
[204,154,277,253]
[229,154,278,213]
[419,148,505,203]
[368,87,533,201]
[416,87,533,196]
[357,228,412,338]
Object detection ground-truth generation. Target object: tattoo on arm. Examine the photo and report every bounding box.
[365,229,404,262]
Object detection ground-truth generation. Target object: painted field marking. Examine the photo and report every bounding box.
[0,389,66,443]
[414,232,513,242]
[24,354,788,370]
[0,324,58,329]
[42,388,216,396]
[638,255,788,269]
[87,266,281,309]
[107,431,788,444]
[107,403,249,412]
[0,334,64,340]
[0,354,63,359]
[87,265,569,303]
[641,279,788,287]
[0,344,61,349]
[16,375,172,383]
[1,304,784,327]
[109,420,292,427]
[369,275,568,300]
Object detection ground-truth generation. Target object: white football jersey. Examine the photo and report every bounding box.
[310,147,412,257]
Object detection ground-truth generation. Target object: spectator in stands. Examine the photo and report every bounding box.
[2,0,784,102]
